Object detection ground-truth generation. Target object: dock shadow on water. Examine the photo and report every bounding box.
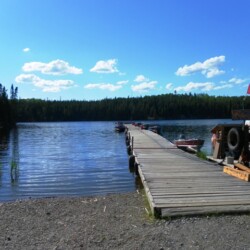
[0,122,136,202]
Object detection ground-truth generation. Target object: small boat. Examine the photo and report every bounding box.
[148,125,161,134]
[174,134,204,150]
[140,123,150,130]
[133,122,142,127]
[115,122,126,132]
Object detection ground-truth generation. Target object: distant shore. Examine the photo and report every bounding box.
[1,191,250,249]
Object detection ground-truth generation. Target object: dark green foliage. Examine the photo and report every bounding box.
[0,83,18,130]
[10,84,18,100]
[196,151,207,160]
[16,93,249,122]
[1,82,249,125]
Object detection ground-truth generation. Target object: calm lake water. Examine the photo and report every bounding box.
[0,119,242,201]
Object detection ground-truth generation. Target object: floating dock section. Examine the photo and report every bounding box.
[126,124,250,218]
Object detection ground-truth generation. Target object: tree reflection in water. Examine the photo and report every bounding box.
[0,128,20,185]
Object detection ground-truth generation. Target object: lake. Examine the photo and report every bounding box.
[0,119,242,201]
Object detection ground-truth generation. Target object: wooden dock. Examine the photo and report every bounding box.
[126,124,250,218]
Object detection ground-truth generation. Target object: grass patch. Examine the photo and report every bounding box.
[140,189,155,220]
[196,150,207,160]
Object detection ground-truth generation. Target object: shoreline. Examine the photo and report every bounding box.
[1,191,250,249]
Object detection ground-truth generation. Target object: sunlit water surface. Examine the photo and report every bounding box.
[0,119,242,201]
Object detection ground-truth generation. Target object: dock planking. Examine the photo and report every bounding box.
[126,124,250,218]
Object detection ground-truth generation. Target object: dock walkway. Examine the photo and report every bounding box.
[126,124,250,217]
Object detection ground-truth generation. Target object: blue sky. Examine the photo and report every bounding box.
[1,0,250,100]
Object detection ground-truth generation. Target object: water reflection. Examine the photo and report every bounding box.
[10,160,19,184]
[0,131,10,186]
[0,119,242,201]
[0,122,136,201]
[10,128,19,185]
[0,128,20,186]
[135,176,144,190]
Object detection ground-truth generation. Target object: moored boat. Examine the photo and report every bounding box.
[174,134,204,150]
[148,125,161,134]
[115,122,126,132]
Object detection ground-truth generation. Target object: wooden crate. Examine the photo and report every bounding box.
[223,166,250,182]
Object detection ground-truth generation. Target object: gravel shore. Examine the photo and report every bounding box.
[1,191,250,250]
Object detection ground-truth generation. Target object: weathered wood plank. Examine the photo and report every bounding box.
[126,124,250,218]
[161,205,250,217]
[155,199,250,208]
[234,163,250,174]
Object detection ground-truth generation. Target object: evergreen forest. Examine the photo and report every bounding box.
[0,83,18,130]
[1,83,250,129]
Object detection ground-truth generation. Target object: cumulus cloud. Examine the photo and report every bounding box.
[176,56,225,78]
[205,68,224,78]
[132,75,157,92]
[134,75,149,82]
[174,82,214,92]
[15,74,39,83]
[90,59,118,73]
[213,84,233,90]
[116,80,128,85]
[15,73,74,92]
[165,83,173,90]
[174,81,235,93]
[131,81,158,92]
[22,59,83,75]
[84,83,122,91]
[229,77,246,84]
[23,48,30,52]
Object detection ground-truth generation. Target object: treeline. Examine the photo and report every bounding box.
[1,85,249,124]
[16,93,249,122]
[0,84,18,130]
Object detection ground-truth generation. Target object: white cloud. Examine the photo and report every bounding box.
[23,48,30,52]
[131,81,158,92]
[132,75,157,92]
[22,59,83,75]
[116,80,128,85]
[90,59,118,73]
[229,77,246,84]
[84,83,122,91]
[15,73,74,92]
[174,81,235,93]
[176,55,225,78]
[134,75,149,82]
[205,67,225,78]
[15,74,39,83]
[174,82,214,92]
[213,84,233,90]
[165,83,173,90]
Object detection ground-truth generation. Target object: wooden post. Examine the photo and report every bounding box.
[213,142,221,159]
